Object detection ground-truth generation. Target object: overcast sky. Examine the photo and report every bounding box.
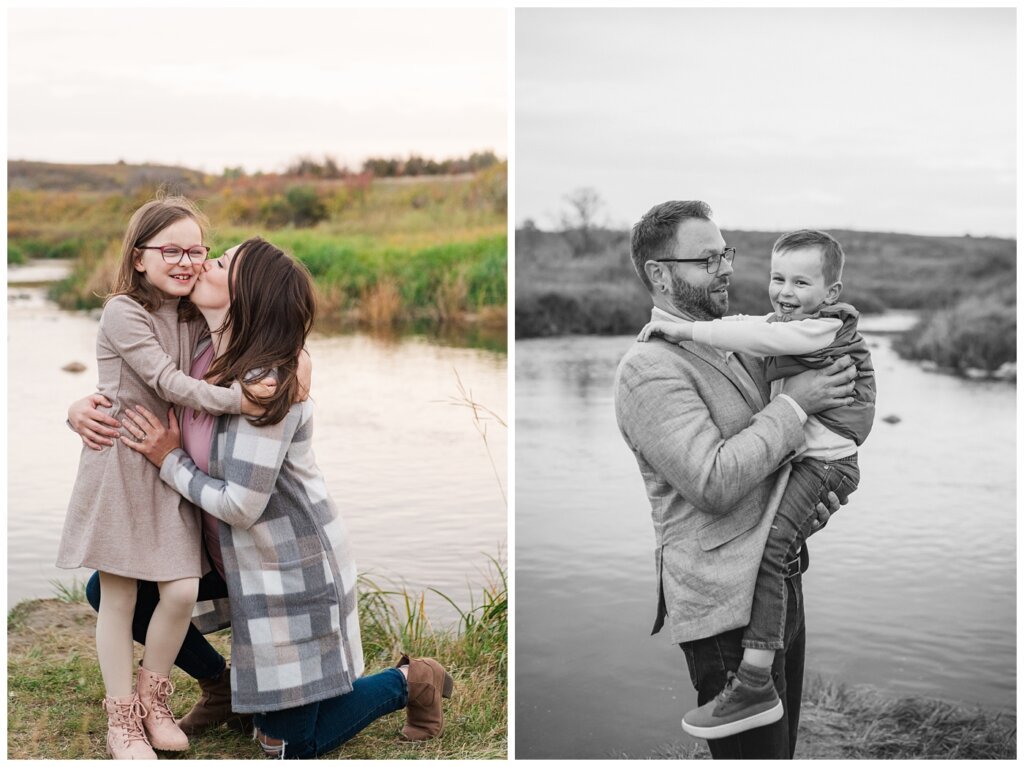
[8,8,506,173]
[517,7,1016,237]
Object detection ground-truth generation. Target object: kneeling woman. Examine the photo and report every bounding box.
[117,238,452,758]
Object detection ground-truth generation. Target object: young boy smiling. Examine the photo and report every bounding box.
[640,229,876,739]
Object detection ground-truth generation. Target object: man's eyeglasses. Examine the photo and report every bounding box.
[137,245,210,265]
[653,247,737,275]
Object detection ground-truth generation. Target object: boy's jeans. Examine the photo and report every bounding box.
[743,455,860,650]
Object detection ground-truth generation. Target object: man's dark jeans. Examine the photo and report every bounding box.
[680,571,806,759]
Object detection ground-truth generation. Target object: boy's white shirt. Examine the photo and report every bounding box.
[691,313,857,461]
[690,312,843,356]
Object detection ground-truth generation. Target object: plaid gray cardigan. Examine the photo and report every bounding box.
[160,400,365,713]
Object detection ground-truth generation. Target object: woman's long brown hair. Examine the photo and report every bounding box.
[205,237,316,426]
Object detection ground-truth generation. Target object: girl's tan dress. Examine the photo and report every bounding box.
[56,295,242,581]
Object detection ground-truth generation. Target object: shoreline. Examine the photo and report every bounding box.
[10,599,1012,759]
[515,228,1016,375]
[632,675,1016,760]
[515,323,1017,383]
[8,590,508,760]
[8,265,509,354]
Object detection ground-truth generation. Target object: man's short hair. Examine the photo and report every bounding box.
[630,200,713,291]
[773,229,845,285]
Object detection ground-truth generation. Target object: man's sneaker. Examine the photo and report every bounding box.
[681,671,783,739]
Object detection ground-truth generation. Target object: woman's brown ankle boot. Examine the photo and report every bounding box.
[177,666,252,736]
[399,655,454,741]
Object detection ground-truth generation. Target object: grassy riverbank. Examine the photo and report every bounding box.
[626,675,1016,760]
[516,228,1016,373]
[7,161,507,344]
[7,565,507,760]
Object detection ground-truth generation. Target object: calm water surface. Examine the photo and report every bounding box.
[7,263,507,624]
[515,322,1015,758]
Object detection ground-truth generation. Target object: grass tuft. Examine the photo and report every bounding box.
[50,578,87,604]
[820,677,1017,760]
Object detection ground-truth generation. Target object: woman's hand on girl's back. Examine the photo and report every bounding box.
[120,406,181,467]
[68,393,121,450]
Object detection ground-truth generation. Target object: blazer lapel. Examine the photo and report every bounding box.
[646,307,766,412]
[735,352,770,407]
[672,339,765,413]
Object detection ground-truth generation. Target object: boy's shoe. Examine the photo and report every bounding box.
[681,671,783,739]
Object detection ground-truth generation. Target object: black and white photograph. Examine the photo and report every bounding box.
[514,7,1016,759]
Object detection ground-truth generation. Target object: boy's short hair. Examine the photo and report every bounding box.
[773,229,845,285]
[630,200,713,291]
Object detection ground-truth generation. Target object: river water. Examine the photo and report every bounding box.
[515,318,1015,758]
[7,261,508,625]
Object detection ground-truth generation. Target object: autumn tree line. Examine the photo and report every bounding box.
[262,150,502,181]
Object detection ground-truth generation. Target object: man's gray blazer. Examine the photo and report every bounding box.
[614,319,805,644]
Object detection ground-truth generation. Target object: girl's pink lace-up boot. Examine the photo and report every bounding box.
[136,666,189,751]
[102,694,158,760]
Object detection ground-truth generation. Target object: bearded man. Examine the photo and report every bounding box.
[613,200,856,758]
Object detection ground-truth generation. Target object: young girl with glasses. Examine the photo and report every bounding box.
[57,196,273,759]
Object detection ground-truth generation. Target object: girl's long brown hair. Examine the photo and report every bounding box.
[206,237,316,426]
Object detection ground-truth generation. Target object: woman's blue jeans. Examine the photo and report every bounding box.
[86,569,409,758]
[253,670,408,759]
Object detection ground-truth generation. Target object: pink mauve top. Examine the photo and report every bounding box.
[180,340,225,580]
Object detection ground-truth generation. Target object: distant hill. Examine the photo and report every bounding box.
[515,227,1016,342]
[8,160,212,193]
[8,154,500,194]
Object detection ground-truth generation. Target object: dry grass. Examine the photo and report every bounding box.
[435,273,469,324]
[804,675,1016,759]
[437,371,507,507]
[475,304,507,329]
[623,674,1016,760]
[360,278,403,330]
[8,565,507,761]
